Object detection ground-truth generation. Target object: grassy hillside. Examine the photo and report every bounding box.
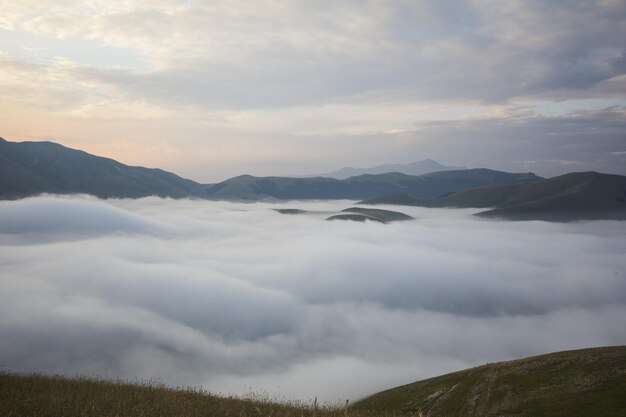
[352,346,626,417]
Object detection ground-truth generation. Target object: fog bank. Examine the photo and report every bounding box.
[1,195,625,402]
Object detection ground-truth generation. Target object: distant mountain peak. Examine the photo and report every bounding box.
[316,159,466,179]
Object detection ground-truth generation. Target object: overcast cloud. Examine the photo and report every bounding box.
[1,196,625,402]
[0,1,625,180]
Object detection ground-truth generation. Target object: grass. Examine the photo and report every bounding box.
[352,346,626,417]
[0,372,392,417]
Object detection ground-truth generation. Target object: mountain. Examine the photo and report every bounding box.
[0,137,541,201]
[361,172,626,221]
[352,346,626,417]
[0,137,207,199]
[205,169,542,201]
[475,172,626,221]
[316,159,466,179]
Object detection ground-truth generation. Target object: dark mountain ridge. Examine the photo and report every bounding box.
[204,169,541,201]
[0,137,206,199]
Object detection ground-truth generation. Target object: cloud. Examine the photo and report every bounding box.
[2,1,626,182]
[373,105,626,177]
[1,196,625,403]
[230,105,626,180]
[0,195,158,242]
[3,1,626,111]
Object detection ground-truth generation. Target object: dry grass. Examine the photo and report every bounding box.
[0,371,396,417]
[7,347,624,416]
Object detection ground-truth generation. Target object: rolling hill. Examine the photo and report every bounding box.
[352,346,626,417]
[327,207,414,223]
[360,172,626,221]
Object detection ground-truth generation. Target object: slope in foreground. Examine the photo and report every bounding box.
[352,346,626,417]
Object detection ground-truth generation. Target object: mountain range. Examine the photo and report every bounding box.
[0,137,540,201]
[205,169,540,201]
[2,137,625,221]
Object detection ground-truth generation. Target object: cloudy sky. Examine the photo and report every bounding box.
[1,0,625,181]
[1,196,625,402]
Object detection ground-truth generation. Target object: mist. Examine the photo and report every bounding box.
[1,195,625,403]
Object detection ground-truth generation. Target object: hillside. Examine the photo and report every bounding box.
[360,172,626,221]
[0,137,207,199]
[475,172,626,220]
[352,346,626,417]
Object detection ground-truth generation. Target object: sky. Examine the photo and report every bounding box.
[1,196,625,402]
[0,0,625,182]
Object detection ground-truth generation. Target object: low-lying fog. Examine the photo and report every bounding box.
[1,196,625,402]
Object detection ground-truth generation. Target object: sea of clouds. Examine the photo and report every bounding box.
[1,195,625,403]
